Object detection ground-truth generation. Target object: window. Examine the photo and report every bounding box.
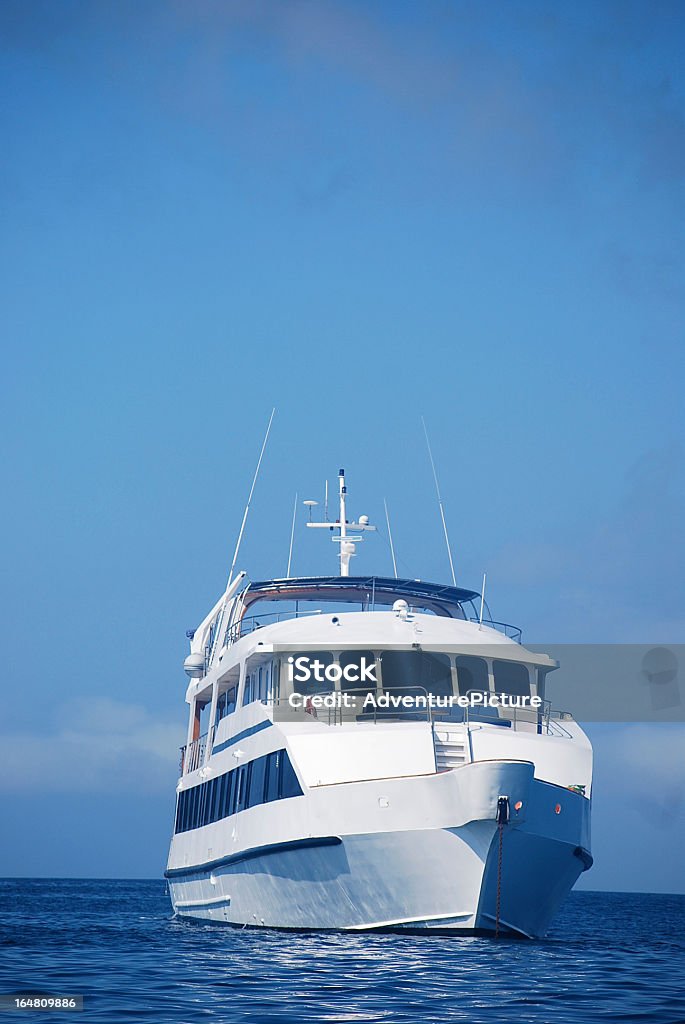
[190,785,199,830]
[265,750,281,803]
[243,660,276,705]
[493,660,531,698]
[379,650,421,696]
[248,756,267,808]
[418,651,452,697]
[173,749,303,833]
[236,763,250,813]
[379,650,452,698]
[280,756,302,799]
[216,686,238,724]
[339,650,377,693]
[212,777,223,822]
[455,655,490,696]
[256,665,272,702]
[290,651,334,695]
[224,771,236,818]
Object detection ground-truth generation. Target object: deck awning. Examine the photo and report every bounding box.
[240,576,479,618]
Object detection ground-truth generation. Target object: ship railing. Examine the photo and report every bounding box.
[179,729,210,776]
[263,686,575,734]
[460,690,574,736]
[226,608,325,644]
[264,685,436,725]
[467,618,522,642]
[227,612,522,645]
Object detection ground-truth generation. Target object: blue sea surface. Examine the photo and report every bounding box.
[0,880,683,1024]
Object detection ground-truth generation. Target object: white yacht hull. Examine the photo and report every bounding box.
[167,761,591,937]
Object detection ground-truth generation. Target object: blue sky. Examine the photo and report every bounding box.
[1,1,683,891]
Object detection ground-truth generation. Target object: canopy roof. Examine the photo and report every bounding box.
[241,576,480,618]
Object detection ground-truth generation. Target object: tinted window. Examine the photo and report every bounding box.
[493,660,530,697]
[380,650,451,697]
[236,764,250,813]
[248,756,267,807]
[265,750,281,803]
[456,656,489,696]
[280,756,302,799]
[216,685,237,722]
[212,777,223,822]
[380,650,421,696]
[419,652,453,697]
[290,652,334,695]
[226,771,237,817]
[174,750,303,833]
[190,786,200,829]
[339,650,377,693]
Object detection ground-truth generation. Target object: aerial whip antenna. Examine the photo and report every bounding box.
[478,572,487,627]
[384,498,398,579]
[226,407,275,587]
[286,492,298,578]
[421,416,457,586]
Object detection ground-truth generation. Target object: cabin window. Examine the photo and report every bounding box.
[418,651,452,697]
[493,660,531,697]
[225,771,237,818]
[212,777,223,822]
[455,655,489,696]
[380,650,453,698]
[271,660,280,700]
[174,749,303,833]
[216,685,238,724]
[243,659,278,705]
[257,665,271,702]
[289,651,334,695]
[248,756,267,808]
[339,650,377,693]
[235,763,250,813]
[265,750,281,803]
[280,756,302,799]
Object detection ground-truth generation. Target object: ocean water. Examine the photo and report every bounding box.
[0,881,683,1024]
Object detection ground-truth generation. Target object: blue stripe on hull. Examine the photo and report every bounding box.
[165,835,342,879]
[212,719,272,754]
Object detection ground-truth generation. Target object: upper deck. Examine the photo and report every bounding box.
[227,575,519,643]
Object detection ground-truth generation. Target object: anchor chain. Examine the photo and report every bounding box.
[495,796,510,938]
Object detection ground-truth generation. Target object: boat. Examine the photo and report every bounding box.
[165,466,593,937]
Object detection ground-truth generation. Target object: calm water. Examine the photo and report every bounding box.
[0,880,683,1024]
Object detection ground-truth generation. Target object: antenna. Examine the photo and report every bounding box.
[286,492,298,578]
[478,572,487,627]
[226,407,275,587]
[306,468,376,576]
[324,480,329,521]
[421,416,457,586]
[384,498,398,579]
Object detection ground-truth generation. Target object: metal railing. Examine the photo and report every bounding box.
[263,685,573,737]
[459,690,573,737]
[467,618,522,642]
[266,685,436,725]
[226,608,325,644]
[179,728,211,776]
[226,611,522,645]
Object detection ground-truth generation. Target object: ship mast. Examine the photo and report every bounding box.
[305,468,375,576]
